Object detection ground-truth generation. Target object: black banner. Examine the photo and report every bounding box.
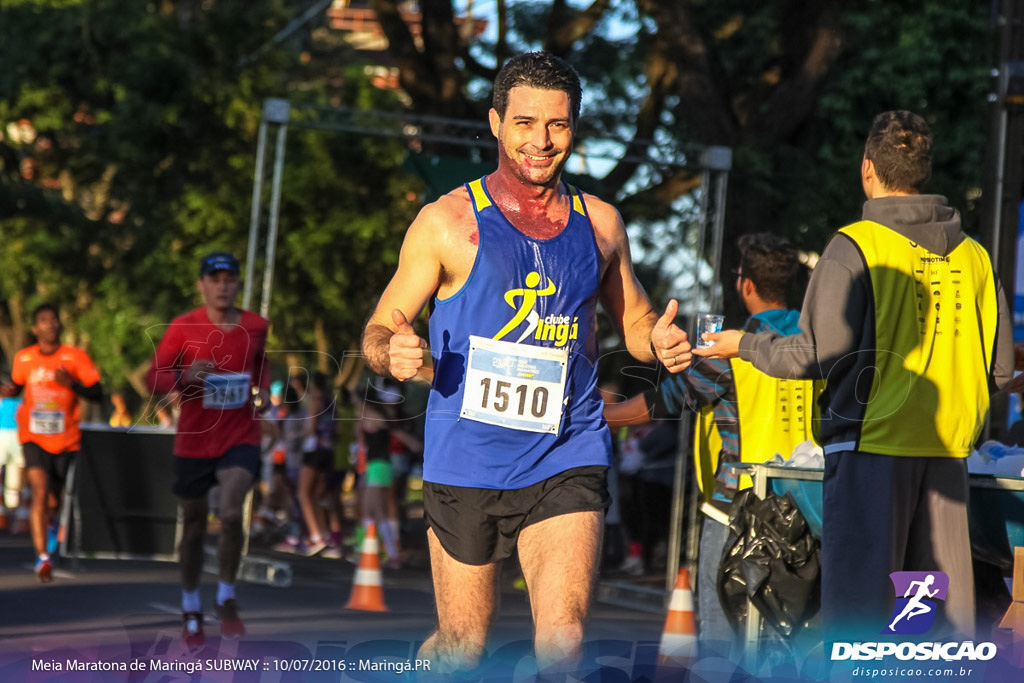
[68,426,180,559]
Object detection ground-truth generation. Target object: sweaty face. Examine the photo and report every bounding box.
[491,86,574,188]
[32,309,62,346]
[197,270,241,311]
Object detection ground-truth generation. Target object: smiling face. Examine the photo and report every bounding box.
[489,86,574,189]
[197,270,241,313]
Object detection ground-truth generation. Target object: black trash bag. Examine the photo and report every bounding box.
[716,489,821,638]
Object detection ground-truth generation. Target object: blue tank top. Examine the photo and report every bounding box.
[0,397,20,431]
[423,178,612,489]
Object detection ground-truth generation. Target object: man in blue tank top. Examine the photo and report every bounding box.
[362,51,693,676]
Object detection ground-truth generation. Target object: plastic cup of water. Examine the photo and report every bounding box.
[695,313,725,349]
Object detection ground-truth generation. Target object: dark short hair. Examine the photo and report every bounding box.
[31,302,60,324]
[492,51,582,123]
[738,233,799,305]
[864,111,932,193]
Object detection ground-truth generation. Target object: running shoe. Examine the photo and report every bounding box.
[272,536,304,554]
[321,543,343,560]
[304,538,328,557]
[619,555,644,576]
[34,556,52,583]
[216,599,246,639]
[182,612,205,650]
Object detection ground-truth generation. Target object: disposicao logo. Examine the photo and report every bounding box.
[884,571,947,635]
[830,570,998,662]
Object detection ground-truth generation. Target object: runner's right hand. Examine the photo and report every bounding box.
[389,309,426,381]
[183,360,216,386]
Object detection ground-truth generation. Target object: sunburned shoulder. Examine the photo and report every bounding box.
[408,186,477,245]
[579,192,621,227]
[578,191,626,255]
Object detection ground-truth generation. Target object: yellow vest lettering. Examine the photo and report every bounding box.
[837,220,998,457]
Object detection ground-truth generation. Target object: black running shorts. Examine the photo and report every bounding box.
[173,444,260,500]
[23,442,75,493]
[422,465,609,566]
[301,447,333,472]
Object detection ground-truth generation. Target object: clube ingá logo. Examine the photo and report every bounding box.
[883,571,948,635]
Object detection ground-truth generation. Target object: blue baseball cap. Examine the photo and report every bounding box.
[199,251,240,277]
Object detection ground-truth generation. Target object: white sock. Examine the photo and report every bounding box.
[182,589,201,613]
[217,582,235,606]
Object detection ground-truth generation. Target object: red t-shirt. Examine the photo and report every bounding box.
[146,308,270,458]
[12,344,101,454]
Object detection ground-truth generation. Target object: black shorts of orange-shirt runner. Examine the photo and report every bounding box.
[422,465,609,566]
[23,442,76,493]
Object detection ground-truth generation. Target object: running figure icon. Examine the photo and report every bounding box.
[887,574,939,632]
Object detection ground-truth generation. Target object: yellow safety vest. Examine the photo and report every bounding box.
[837,220,999,457]
[693,355,819,502]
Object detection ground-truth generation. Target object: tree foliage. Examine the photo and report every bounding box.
[0,0,997,398]
[0,0,418,399]
[373,0,993,318]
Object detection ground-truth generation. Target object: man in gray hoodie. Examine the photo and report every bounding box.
[697,111,1014,642]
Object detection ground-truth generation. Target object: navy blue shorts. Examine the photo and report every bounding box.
[173,444,260,500]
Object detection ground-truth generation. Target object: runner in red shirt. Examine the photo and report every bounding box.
[0,303,103,583]
[146,252,270,649]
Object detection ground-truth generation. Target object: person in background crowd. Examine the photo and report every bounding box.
[108,390,133,428]
[0,383,25,533]
[296,372,335,556]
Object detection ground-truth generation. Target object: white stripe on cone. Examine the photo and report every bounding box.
[353,569,383,587]
[659,632,697,658]
[361,537,380,554]
[668,590,694,612]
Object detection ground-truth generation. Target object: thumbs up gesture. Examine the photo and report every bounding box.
[650,299,692,374]
[389,309,427,381]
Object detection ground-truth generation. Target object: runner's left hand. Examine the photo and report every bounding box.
[650,299,692,373]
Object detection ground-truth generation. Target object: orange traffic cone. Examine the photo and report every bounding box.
[345,522,388,612]
[657,568,698,671]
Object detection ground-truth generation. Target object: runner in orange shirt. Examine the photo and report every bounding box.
[0,303,102,582]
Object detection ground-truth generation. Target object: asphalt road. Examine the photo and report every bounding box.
[0,530,669,682]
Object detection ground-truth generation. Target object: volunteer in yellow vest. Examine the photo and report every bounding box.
[605,232,816,658]
[696,111,1014,641]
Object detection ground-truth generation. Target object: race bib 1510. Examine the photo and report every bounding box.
[460,336,568,434]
